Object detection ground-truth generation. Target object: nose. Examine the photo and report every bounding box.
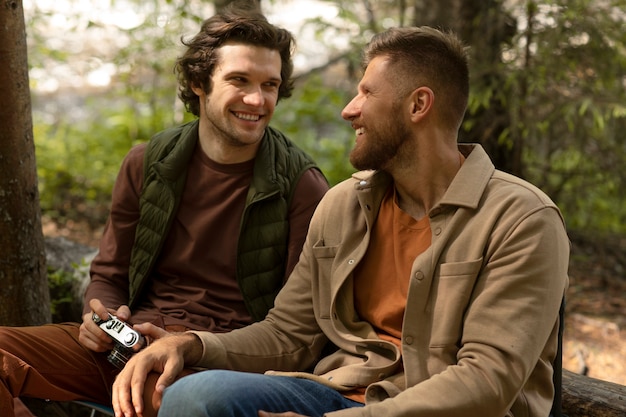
[341,94,360,121]
[243,87,264,107]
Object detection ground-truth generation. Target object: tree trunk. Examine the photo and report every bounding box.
[0,0,51,326]
[412,0,522,176]
[457,0,521,177]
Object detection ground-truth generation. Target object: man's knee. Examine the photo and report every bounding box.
[147,368,197,416]
[160,370,240,415]
[0,326,20,349]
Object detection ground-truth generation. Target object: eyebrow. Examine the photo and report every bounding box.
[223,70,282,84]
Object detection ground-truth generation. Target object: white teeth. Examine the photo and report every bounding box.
[234,112,260,121]
[356,127,364,135]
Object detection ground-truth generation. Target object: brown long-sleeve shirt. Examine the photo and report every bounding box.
[84,140,328,332]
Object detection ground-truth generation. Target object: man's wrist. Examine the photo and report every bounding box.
[181,331,203,365]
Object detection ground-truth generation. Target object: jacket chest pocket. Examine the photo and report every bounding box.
[311,242,339,320]
[429,257,483,347]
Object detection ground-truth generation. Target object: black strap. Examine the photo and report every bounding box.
[550,298,565,417]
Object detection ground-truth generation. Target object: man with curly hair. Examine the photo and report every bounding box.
[0,4,327,417]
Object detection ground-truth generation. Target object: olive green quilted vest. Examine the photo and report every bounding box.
[127,119,323,321]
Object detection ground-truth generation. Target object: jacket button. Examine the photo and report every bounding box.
[348,259,355,264]
[367,387,380,398]
[434,227,442,235]
[404,336,414,345]
[414,271,424,281]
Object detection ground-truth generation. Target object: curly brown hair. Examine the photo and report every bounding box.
[175,4,295,116]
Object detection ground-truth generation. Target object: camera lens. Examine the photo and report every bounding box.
[108,347,133,369]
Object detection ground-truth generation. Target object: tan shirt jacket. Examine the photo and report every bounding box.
[193,144,570,417]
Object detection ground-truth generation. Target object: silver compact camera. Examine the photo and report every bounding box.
[92,313,146,369]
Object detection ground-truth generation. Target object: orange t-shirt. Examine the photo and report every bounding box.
[346,185,432,402]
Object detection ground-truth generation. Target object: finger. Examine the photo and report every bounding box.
[154,351,185,395]
[88,299,110,322]
[146,373,163,415]
[113,365,135,417]
[112,376,123,417]
[87,298,104,312]
[85,299,117,346]
[134,323,169,340]
[154,368,177,393]
[116,304,132,321]
[130,365,148,417]
[78,329,112,352]
[78,319,114,352]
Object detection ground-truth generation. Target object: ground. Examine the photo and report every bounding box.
[42,217,626,387]
[563,231,626,386]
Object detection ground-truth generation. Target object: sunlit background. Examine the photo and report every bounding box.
[24,0,350,93]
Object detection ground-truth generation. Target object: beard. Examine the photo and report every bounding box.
[349,110,411,171]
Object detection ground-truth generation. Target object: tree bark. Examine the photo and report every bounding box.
[0,0,51,325]
[562,369,626,417]
[412,0,521,176]
[459,0,522,176]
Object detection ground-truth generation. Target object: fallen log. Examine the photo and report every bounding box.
[562,369,626,417]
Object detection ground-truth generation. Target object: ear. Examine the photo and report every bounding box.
[191,83,205,97]
[408,86,434,122]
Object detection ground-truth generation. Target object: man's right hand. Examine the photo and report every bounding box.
[112,332,202,417]
[79,298,132,352]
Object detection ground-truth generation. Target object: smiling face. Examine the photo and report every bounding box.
[193,43,282,162]
[342,56,412,172]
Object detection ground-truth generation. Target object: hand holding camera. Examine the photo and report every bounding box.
[92,312,146,369]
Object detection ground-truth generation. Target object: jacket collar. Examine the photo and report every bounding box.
[438,143,494,210]
[350,144,495,214]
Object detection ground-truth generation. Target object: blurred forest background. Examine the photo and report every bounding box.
[3,0,626,386]
[26,0,626,234]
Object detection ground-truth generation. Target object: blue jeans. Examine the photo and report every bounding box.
[158,370,364,417]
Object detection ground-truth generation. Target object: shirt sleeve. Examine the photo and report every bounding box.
[83,143,146,314]
[284,168,329,281]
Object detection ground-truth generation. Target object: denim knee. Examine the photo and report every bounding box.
[159,369,364,417]
[160,370,240,416]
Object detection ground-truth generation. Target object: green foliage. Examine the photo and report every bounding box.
[34,93,177,224]
[501,0,626,233]
[26,0,626,236]
[47,256,92,323]
[47,266,78,323]
[272,75,356,186]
